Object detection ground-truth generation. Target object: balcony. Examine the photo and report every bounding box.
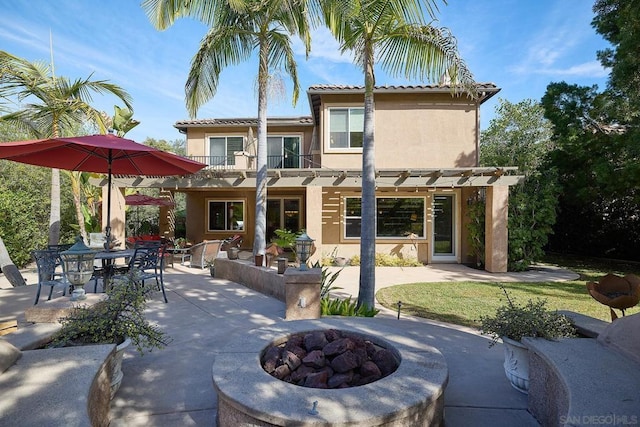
[188,154,314,170]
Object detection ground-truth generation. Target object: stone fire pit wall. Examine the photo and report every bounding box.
[213,318,449,426]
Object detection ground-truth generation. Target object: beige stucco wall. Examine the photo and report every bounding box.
[318,93,479,170]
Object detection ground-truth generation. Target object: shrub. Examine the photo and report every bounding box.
[50,273,170,354]
[479,287,576,346]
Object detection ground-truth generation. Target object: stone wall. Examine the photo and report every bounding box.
[214,258,321,320]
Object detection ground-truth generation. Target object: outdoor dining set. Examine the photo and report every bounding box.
[31,236,168,306]
[30,233,245,306]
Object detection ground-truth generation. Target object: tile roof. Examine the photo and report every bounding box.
[306,83,499,93]
[175,84,499,131]
[175,116,313,131]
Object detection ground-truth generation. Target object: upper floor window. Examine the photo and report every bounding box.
[267,136,301,168]
[208,200,244,232]
[329,107,364,149]
[344,196,425,239]
[208,136,243,167]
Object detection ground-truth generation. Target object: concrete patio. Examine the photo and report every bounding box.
[0,261,579,426]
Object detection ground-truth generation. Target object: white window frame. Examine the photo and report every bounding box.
[207,199,246,232]
[326,105,365,152]
[267,134,303,168]
[431,192,459,262]
[206,134,245,167]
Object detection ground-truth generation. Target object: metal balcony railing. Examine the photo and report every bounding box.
[187,154,314,170]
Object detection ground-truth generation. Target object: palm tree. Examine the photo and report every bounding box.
[321,0,476,309]
[142,0,312,259]
[0,50,133,246]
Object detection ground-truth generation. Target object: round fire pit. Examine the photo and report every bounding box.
[212,318,448,426]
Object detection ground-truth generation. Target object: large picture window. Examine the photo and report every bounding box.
[208,200,244,232]
[329,107,364,149]
[344,197,425,239]
[208,136,243,167]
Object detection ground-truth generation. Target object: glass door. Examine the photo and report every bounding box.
[266,198,301,242]
[432,194,457,261]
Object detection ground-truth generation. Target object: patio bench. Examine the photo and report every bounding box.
[0,339,114,426]
[558,310,609,338]
[523,314,640,426]
[0,321,114,426]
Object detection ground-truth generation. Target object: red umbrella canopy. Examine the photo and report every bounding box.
[0,133,205,176]
[125,193,175,207]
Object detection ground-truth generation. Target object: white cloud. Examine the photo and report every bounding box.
[539,61,609,78]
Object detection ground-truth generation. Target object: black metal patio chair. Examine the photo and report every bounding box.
[31,249,68,304]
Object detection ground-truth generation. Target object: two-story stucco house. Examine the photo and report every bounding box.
[106,84,522,272]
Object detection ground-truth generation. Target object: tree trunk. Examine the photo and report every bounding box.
[70,171,88,242]
[358,43,376,310]
[253,40,269,258]
[0,235,26,287]
[48,168,61,246]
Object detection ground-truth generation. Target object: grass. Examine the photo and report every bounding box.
[376,254,640,329]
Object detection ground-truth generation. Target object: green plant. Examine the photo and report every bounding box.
[321,296,380,317]
[50,273,170,354]
[315,264,379,317]
[205,258,215,268]
[479,287,576,346]
[271,229,298,252]
[319,265,343,298]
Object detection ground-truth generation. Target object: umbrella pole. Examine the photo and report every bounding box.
[105,150,112,250]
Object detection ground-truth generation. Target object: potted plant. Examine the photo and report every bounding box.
[49,272,170,398]
[479,287,576,394]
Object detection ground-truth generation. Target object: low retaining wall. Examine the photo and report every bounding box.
[214,258,321,320]
[215,258,287,301]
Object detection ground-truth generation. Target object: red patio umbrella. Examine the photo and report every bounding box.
[0,133,206,247]
[125,193,175,207]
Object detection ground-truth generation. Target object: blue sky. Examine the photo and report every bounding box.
[0,0,610,143]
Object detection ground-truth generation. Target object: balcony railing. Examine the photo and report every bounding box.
[188,154,313,170]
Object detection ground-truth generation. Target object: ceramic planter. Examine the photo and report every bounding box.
[502,336,529,394]
[111,336,131,399]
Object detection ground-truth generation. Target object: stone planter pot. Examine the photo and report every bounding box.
[227,247,239,260]
[333,257,348,267]
[111,336,131,399]
[502,336,529,394]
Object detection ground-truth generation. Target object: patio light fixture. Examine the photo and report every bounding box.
[295,232,314,271]
[61,236,97,301]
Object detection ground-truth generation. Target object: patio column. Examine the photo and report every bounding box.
[485,185,508,273]
[102,185,126,247]
[305,186,323,264]
[159,191,175,240]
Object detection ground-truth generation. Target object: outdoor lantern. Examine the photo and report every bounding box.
[61,236,97,301]
[295,232,314,271]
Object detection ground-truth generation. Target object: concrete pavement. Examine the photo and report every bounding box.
[0,262,577,426]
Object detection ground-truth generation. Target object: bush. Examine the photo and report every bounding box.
[50,273,170,354]
[479,287,576,346]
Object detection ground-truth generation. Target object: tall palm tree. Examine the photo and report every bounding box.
[0,50,133,246]
[143,0,312,259]
[321,0,476,309]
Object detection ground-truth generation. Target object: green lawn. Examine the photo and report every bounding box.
[376,255,640,328]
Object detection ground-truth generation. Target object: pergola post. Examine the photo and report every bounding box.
[485,185,509,273]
